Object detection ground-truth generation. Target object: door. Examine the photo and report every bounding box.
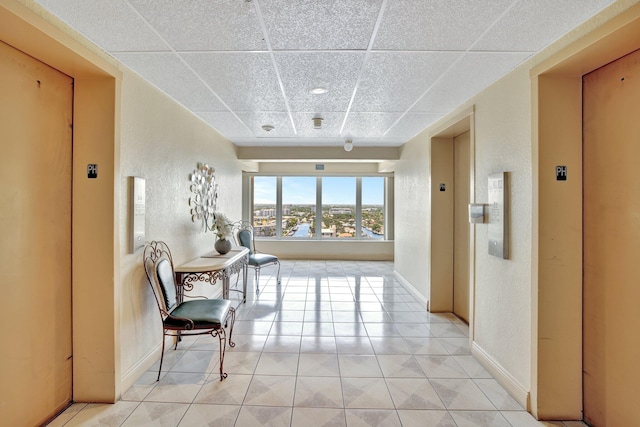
[454,131,470,322]
[583,48,640,427]
[0,40,73,425]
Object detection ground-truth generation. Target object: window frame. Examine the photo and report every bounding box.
[245,173,392,241]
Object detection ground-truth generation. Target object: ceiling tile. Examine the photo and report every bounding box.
[235,112,295,138]
[412,52,530,113]
[36,0,169,51]
[275,52,365,112]
[342,112,403,139]
[182,53,287,112]
[260,0,383,50]
[385,114,443,140]
[351,52,461,113]
[127,0,266,51]
[291,112,345,138]
[114,53,226,111]
[196,112,253,139]
[374,0,514,51]
[473,0,615,52]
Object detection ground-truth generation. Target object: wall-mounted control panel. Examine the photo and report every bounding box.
[488,172,509,259]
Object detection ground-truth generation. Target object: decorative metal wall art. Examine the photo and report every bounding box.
[189,162,218,232]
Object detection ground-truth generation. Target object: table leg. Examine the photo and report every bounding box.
[222,269,229,300]
[243,263,247,303]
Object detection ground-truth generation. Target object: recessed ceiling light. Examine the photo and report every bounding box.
[344,140,353,152]
[310,87,328,95]
[261,124,274,132]
[312,117,323,129]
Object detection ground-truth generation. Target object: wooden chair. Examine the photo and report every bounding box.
[143,241,235,381]
[233,221,281,294]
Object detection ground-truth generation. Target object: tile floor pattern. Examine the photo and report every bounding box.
[48,260,587,427]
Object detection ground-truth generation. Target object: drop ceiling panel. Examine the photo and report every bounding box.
[235,112,295,138]
[374,0,514,51]
[260,0,383,50]
[385,114,443,140]
[473,0,616,52]
[36,0,169,52]
[342,112,403,139]
[128,0,267,51]
[114,53,226,111]
[275,52,365,112]
[33,0,617,149]
[196,112,253,139]
[291,112,345,138]
[351,52,461,113]
[182,52,286,112]
[412,52,531,114]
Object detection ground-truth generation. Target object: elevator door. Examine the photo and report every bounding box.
[0,40,73,425]
[583,48,640,427]
[453,131,470,322]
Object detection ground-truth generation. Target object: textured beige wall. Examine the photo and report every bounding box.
[118,69,243,386]
[394,134,431,303]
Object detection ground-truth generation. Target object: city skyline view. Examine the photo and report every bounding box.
[254,176,385,205]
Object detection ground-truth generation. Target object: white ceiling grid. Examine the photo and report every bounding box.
[35,0,615,147]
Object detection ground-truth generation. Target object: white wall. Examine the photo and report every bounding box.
[394,59,544,400]
[472,67,532,390]
[118,70,243,386]
[394,135,431,303]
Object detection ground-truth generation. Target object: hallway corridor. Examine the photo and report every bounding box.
[48,260,583,427]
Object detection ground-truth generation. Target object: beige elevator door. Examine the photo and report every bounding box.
[0,41,73,425]
[583,48,640,427]
[453,131,470,322]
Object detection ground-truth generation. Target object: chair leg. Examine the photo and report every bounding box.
[226,307,236,348]
[157,333,166,382]
[276,260,281,285]
[255,267,261,295]
[216,328,228,381]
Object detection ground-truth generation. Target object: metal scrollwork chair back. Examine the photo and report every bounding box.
[232,221,281,294]
[143,240,235,381]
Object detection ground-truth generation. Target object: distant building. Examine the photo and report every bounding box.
[329,207,352,215]
[321,225,337,238]
[254,206,290,217]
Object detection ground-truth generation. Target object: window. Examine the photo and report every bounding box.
[282,176,316,238]
[362,177,384,239]
[322,177,356,238]
[250,175,390,240]
[252,176,277,237]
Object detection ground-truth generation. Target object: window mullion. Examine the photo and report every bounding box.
[316,177,322,239]
[276,176,283,238]
[356,177,362,239]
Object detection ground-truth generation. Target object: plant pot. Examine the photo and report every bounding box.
[214,238,232,255]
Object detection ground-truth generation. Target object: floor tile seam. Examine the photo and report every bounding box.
[113,401,144,427]
[470,377,518,412]
[53,402,89,427]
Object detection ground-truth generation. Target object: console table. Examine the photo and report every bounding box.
[174,247,249,304]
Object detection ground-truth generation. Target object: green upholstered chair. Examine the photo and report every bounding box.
[143,241,235,381]
[233,221,281,295]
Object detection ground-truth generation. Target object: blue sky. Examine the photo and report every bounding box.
[254,176,384,205]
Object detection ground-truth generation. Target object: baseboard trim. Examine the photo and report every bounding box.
[393,270,428,310]
[471,342,531,411]
[120,336,171,395]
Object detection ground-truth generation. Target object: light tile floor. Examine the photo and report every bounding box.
[48,260,587,427]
